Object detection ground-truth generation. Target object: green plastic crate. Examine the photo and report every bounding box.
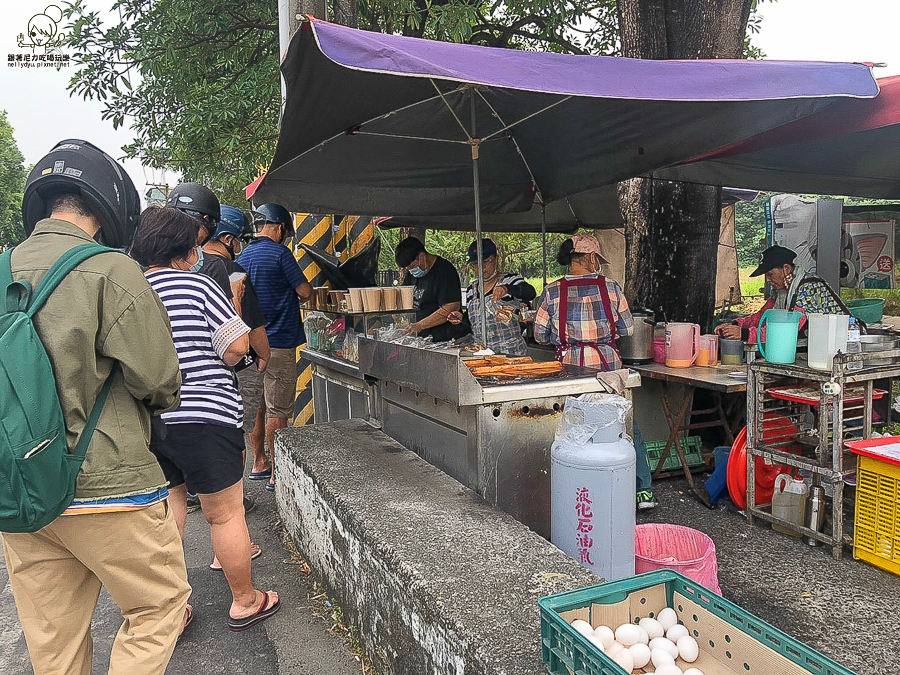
[646,435,705,473]
[539,570,857,675]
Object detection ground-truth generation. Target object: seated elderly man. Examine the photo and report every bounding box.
[716,245,845,344]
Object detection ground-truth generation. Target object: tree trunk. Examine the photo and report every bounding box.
[400,227,427,246]
[617,0,752,330]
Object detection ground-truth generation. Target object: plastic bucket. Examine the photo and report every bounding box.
[846,297,885,324]
[635,523,721,594]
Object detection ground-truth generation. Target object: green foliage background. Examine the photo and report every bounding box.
[0,112,27,249]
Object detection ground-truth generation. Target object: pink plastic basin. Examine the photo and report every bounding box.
[635,523,721,594]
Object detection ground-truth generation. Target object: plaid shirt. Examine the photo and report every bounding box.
[534,274,634,369]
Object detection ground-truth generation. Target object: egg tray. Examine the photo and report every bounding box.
[539,570,856,675]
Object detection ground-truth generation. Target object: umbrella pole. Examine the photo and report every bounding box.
[470,89,489,349]
[541,203,548,290]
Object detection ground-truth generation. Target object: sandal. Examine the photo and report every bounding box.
[248,468,272,480]
[210,543,261,571]
[178,604,194,641]
[227,591,280,632]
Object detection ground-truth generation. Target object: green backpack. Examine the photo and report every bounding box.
[0,243,117,533]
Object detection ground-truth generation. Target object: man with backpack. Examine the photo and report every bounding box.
[0,140,190,674]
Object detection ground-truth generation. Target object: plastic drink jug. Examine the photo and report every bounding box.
[665,323,700,368]
[758,310,802,364]
[772,474,807,537]
[697,334,719,367]
[807,313,849,371]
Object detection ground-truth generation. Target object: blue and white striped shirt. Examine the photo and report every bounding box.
[146,269,249,428]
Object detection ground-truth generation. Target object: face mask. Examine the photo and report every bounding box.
[189,246,204,273]
[408,265,427,278]
[224,236,240,259]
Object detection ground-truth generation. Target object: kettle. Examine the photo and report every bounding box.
[619,309,656,364]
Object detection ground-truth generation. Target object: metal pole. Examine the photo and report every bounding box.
[470,89,489,348]
[541,203,548,290]
[279,0,327,100]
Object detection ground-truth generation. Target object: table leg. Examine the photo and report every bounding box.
[656,383,697,490]
[714,391,735,445]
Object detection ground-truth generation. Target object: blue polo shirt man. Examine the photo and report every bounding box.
[237,204,312,489]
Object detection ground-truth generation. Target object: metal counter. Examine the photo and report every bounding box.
[357,338,638,538]
[304,338,639,537]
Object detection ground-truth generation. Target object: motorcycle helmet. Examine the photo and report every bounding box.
[254,203,294,238]
[214,205,246,241]
[22,139,141,249]
[165,183,220,222]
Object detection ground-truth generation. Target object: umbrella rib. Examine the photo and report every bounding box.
[432,79,474,141]
[475,89,549,198]
[356,131,469,144]
[479,96,572,142]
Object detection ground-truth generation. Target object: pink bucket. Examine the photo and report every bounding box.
[652,338,666,364]
[635,524,721,594]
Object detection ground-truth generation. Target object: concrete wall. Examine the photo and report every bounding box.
[275,420,598,675]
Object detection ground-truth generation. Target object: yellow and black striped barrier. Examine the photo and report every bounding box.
[291,213,375,427]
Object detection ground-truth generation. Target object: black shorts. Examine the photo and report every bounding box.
[150,422,245,495]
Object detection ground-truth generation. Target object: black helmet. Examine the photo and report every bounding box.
[22,139,140,248]
[255,203,293,235]
[165,183,220,222]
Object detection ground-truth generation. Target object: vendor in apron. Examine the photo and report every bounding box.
[534,235,658,510]
[533,235,634,370]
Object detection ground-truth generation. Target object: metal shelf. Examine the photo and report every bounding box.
[746,348,900,560]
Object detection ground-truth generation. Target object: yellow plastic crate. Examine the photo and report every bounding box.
[854,455,900,576]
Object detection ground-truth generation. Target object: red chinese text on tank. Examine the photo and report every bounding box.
[575,487,594,566]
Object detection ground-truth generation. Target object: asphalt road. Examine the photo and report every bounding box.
[0,365,362,675]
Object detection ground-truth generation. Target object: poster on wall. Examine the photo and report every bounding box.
[765,195,895,289]
[842,220,895,289]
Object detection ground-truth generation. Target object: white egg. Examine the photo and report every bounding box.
[612,647,634,673]
[683,669,705,675]
[651,647,675,668]
[593,625,615,649]
[666,624,689,642]
[655,665,683,675]
[586,635,606,653]
[649,637,680,660]
[629,642,652,669]
[657,607,678,631]
[606,641,625,658]
[639,617,665,640]
[571,619,594,637]
[615,622,642,646]
[677,635,700,663]
[637,625,650,645]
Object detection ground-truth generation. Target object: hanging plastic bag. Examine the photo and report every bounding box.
[554,393,632,446]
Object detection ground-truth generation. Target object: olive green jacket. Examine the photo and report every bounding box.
[10,219,181,500]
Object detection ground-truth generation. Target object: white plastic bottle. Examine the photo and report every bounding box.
[846,317,862,371]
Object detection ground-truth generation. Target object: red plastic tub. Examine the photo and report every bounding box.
[635,523,721,594]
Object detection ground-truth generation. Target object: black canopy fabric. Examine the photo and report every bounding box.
[658,75,900,198]
[252,18,877,217]
[375,187,759,233]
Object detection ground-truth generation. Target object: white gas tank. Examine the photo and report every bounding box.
[551,394,636,581]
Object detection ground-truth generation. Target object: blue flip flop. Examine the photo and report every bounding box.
[248,469,272,481]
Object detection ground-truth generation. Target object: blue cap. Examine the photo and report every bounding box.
[467,238,497,262]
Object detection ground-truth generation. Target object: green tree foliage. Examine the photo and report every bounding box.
[63,0,767,205]
[0,112,27,249]
[377,227,567,282]
[734,193,769,268]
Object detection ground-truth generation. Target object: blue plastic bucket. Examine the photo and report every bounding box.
[758,309,802,364]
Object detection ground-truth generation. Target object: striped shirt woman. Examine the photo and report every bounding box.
[145,269,249,428]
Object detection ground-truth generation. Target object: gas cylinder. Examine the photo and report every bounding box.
[551,395,636,581]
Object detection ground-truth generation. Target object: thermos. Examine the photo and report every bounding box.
[804,485,826,546]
